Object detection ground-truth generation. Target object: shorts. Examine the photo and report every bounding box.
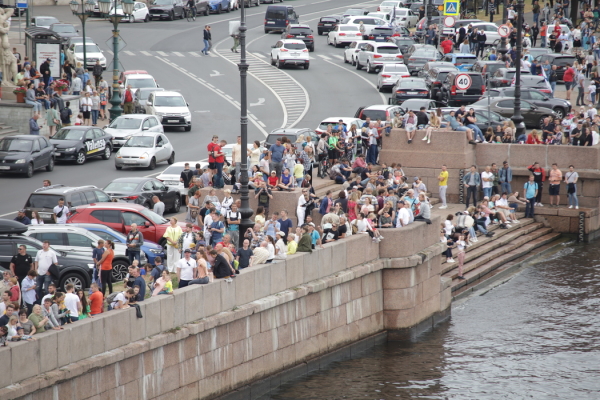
[328,149,336,160]
[82,111,91,119]
[549,184,560,195]
[208,162,216,169]
[564,81,573,90]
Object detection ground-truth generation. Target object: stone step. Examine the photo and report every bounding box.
[0,128,18,136]
[449,232,562,293]
[441,219,540,274]
[451,238,564,299]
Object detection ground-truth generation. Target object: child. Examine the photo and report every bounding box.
[456,234,467,279]
[153,270,173,296]
[440,225,455,263]
[74,113,83,126]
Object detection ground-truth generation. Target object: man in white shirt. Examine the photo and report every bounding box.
[53,197,68,224]
[481,166,494,199]
[176,249,197,288]
[64,283,81,322]
[396,201,412,227]
[231,135,242,181]
[152,196,165,217]
[35,240,58,300]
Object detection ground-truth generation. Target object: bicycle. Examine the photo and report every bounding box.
[185,6,196,22]
[317,154,330,179]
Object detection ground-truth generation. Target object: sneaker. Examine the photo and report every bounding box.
[576,206,579,209]
[505,224,512,228]
[422,137,427,141]
[225,278,233,283]
[379,236,384,240]
[568,205,573,209]
[458,276,466,280]
[538,203,544,206]
[408,139,412,144]
[427,139,431,144]
[430,204,434,209]
[512,220,520,223]
[447,258,455,263]
[439,205,448,209]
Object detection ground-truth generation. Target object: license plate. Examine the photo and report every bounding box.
[124,160,137,164]
[324,24,331,26]
[407,91,417,94]
[168,119,179,123]
[0,166,9,170]
[457,90,466,93]
[267,21,275,24]
[55,152,61,156]
[296,35,305,38]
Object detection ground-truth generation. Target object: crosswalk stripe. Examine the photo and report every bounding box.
[157,51,168,56]
[209,52,218,58]
[250,52,266,58]
[124,50,135,56]
[189,52,201,57]
[172,52,185,57]
[140,51,152,56]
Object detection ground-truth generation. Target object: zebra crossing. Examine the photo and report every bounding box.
[115,50,344,62]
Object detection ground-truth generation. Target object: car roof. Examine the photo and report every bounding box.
[25,225,88,232]
[279,39,306,44]
[432,67,459,73]
[33,185,99,194]
[320,117,361,123]
[269,128,311,135]
[75,202,145,211]
[110,177,149,183]
[363,105,399,110]
[288,24,311,29]
[453,53,478,57]
[124,70,149,75]
[2,135,38,140]
[50,23,73,27]
[126,74,154,79]
[59,126,92,130]
[114,114,152,120]
[154,91,183,97]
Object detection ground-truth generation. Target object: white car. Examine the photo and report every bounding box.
[104,114,163,148]
[356,42,403,73]
[340,16,388,36]
[470,22,501,45]
[392,8,418,28]
[377,0,402,13]
[367,11,391,22]
[66,42,106,69]
[145,91,192,131]
[31,16,59,29]
[315,117,364,134]
[115,132,175,170]
[109,1,150,22]
[156,161,208,196]
[343,40,375,65]
[327,25,363,47]
[377,63,411,91]
[123,73,159,90]
[270,39,310,70]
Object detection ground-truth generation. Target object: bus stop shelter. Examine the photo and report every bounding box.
[25,27,62,78]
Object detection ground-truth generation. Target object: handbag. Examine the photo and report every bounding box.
[101,100,107,105]
[190,208,198,219]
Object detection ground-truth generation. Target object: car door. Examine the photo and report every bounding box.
[31,232,68,254]
[527,90,549,108]
[91,210,124,232]
[149,116,163,133]
[520,100,538,126]
[155,135,169,162]
[31,139,43,169]
[142,118,152,133]
[146,93,155,115]
[0,243,15,270]
[122,211,157,242]
[141,180,157,204]
[82,129,95,158]
[152,179,172,207]
[37,137,51,167]
[494,99,514,118]
[65,232,96,258]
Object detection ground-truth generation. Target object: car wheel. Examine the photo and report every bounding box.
[148,157,156,170]
[168,152,175,164]
[60,272,85,292]
[111,259,129,282]
[169,11,175,20]
[351,56,356,66]
[318,30,322,36]
[552,107,565,119]
[377,83,383,92]
[46,157,54,172]
[102,145,112,160]
[217,5,221,13]
[115,164,122,170]
[356,59,362,70]
[75,150,86,165]
[271,56,276,66]
[184,125,191,131]
[278,58,284,69]
[144,14,149,22]
[171,196,181,213]
[309,46,314,52]
[25,163,33,178]
[367,61,373,73]
[129,14,135,23]
[334,38,339,48]
[264,28,269,34]
[180,9,184,18]
[344,53,348,63]
[159,238,168,253]
[304,63,309,70]
[226,3,231,12]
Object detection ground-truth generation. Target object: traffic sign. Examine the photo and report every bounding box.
[442,28,456,35]
[16,0,27,8]
[443,0,460,16]
[498,24,510,38]
[444,16,456,27]
[455,73,472,90]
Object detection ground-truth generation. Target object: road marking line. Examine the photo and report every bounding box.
[258,121,266,128]
[141,51,152,56]
[317,55,331,60]
[157,51,168,56]
[172,52,185,57]
[250,52,266,58]
[320,58,387,103]
[208,52,218,57]
[332,55,344,60]
[124,50,135,56]
[189,52,201,57]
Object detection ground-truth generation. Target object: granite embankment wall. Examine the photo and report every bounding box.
[0,215,449,400]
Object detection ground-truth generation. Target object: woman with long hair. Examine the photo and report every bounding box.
[76,289,91,319]
[31,211,44,225]
[97,240,114,296]
[348,191,360,222]
[421,112,440,144]
[274,231,288,260]
[266,235,276,263]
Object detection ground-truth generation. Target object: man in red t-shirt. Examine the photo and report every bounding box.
[89,282,104,315]
[207,135,219,175]
[562,64,575,102]
[213,140,227,189]
[441,37,454,54]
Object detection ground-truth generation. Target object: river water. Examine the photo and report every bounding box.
[262,241,600,400]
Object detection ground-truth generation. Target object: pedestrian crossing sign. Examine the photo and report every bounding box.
[443,0,460,16]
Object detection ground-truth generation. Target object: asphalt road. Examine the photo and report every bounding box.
[1,0,391,217]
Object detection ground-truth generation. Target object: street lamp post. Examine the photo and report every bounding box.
[498,0,509,55]
[98,0,134,121]
[69,0,95,70]
[511,0,525,139]
[237,2,254,236]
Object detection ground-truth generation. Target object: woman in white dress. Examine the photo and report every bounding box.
[31,211,44,225]
[296,190,309,226]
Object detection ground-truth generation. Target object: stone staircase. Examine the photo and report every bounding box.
[441,216,562,300]
[0,122,18,138]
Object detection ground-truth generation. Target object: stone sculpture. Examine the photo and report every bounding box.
[0,8,17,86]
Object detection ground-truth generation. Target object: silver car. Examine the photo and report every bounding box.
[104,114,164,148]
[356,42,403,73]
[377,63,411,92]
[23,225,146,281]
[115,132,175,170]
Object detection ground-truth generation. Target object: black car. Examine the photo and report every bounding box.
[368,26,395,42]
[0,219,93,291]
[192,0,210,16]
[440,107,508,132]
[489,68,531,88]
[49,23,79,43]
[148,0,185,20]
[391,36,417,54]
[470,97,557,128]
[398,99,437,113]
[282,24,314,51]
[439,71,485,106]
[50,126,113,165]
[391,78,429,101]
[483,87,571,119]
[0,135,55,178]
[317,15,341,35]
[425,67,459,100]
[533,54,576,81]
[103,177,181,212]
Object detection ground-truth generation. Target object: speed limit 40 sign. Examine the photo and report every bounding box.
[455,74,472,90]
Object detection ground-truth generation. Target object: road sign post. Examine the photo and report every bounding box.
[443,0,460,16]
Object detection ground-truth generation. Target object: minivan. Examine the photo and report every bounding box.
[264,5,299,33]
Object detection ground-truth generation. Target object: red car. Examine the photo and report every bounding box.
[67,202,194,248]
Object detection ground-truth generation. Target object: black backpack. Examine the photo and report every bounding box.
[60,107,70,122]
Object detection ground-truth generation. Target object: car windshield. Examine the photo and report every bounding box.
[75,44,101,53]
[436,71,450,80]
[521,77,546,85]
[361,110,387,121]
[160,165,186,175]
[109,117,142,130]
[52,25,76,33]
[128,78,156,88]
[384,64,408,72]
[340,26,359,31]
[154,96,186,107]
[52,128,84,140]
[266,134,287,143]
[25,194,62,208]
[396,39,415,45]
[290,28,311,34]
[377,46,399,54]
[283,43,306,50]
[381,1,397,5]
[104,181,139,192]
[266,9,286,19]
[140,208,168,224]
[0,138,32,152]
[37,17,59,26]
[320,17,337,23]
[374,28,394,35]
[398,80,425,88]
[152,0,174,5]
[345,9,365,15]
[454,57,476,64]
[413,49,439,58]
[124,136,154,148]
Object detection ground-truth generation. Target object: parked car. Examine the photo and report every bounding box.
[317,15,341,35]
[122,73,159,90]
[438,71,486,106]
[515,75,553,94]
[145,91,191,131]
[24,185,111,224]
[470,97,557,128]
[0,135,55,178]
[340,16,388,37]
[425,67,459,100]
[67,202,194,249]
[342,8,370,17]
[103,177,181,213]
[470,60,505,77]
[354,104,404,121]
[327,24,363,47]
[439,107,508,132]
[489,68,531,88]
[66,42,106,69]
[68,223,165,267]
[344,40,375,65]
[50,126,113,165]
[418,60,456,78]
[404,46,443,75]
[377,0,402,13]
[391,77,429,101]
[30,16,59,29]
[156,161,208,197]
[282,24,314,52]
[483,87,571,119]
[0,220,93,291]
[109,1,151,22]
[270,39,310,69]
[469,22,501,45]
[526,47,552,59]
[148,0,186,20]
[356,42,403,73]
[315,118,364,135]
[377,63,411,91]
[393,8,418,28]
[23,225,144,282]
[104,114,164,148]
[264,128,317,148]
[441,53,478,71]
[532,54,575,81]
[366,26,395,42]
[115,132,175,170]
[367,11,391,22]
[50,23,79,43]
[133,87,164,114]
[398,99,437,112]
[391,36,417,54]
[264,5,299,33]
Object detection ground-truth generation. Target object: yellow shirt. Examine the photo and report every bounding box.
[293,163,304,179]
[287,240,298,255]
[163,281,173,293]
[255,214,265,229]
[163,225,182,247]
[439,171,448,186]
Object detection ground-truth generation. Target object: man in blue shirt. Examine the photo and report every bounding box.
[277,210,293,235]
[14,209,31,225]
[524,175,538,219]
[269,138,285,178]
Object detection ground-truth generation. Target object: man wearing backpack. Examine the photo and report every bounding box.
[121,84,134,114]
[60,101,72,126]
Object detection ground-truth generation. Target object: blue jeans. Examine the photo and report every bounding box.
[202,39,210,54]
[568,190,579,207]
[525,198,535,218]
[483,187,492,199]
[72,91,80,95]
[550,81,556,97]
[367,144,378,164]
[36,274,52,302]
[501,182,512,195]
[541,36,547,48]
[26,99,41,112]
[128,250,141,265]
[467,124,485,142]
[215,162,224,188]
[91,110,99,125]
